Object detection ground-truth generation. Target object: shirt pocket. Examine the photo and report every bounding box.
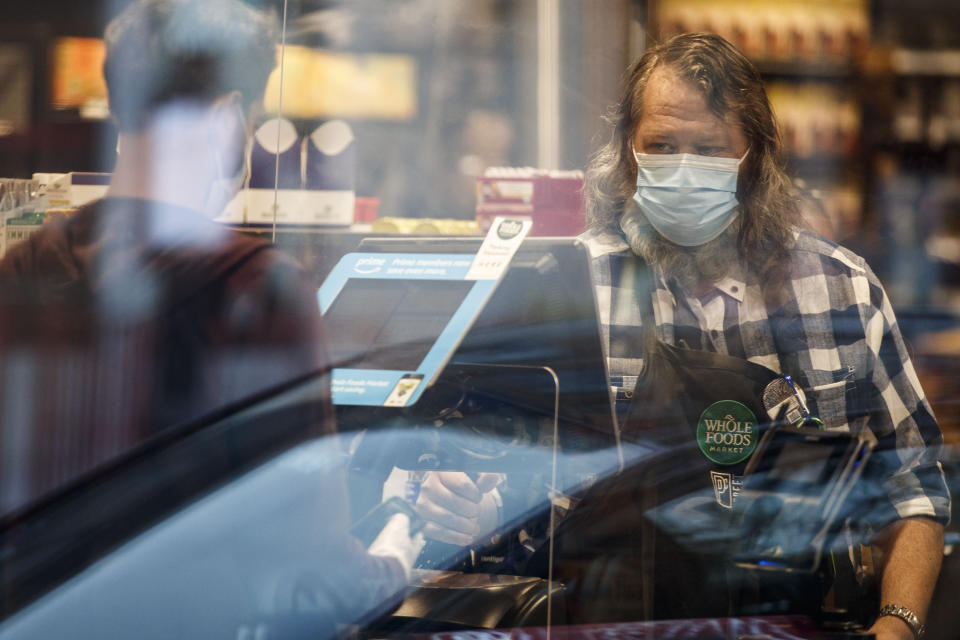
[802,368,858,432]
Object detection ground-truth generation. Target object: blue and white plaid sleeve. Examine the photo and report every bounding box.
[860,263,951,526]
[765,234,950,527]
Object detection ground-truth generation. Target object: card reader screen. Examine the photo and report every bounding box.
[766,441,831,484]
[759,436,852,497]
[323,278,474,371]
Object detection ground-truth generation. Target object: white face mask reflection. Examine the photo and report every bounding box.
[132,101,247,248]
[631,149,746,247]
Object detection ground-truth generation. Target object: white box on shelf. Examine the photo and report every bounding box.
[43,172,111,207]
[242,188,354,226]
[214,190,246,224]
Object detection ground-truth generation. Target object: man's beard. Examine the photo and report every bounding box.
[620,202,741,292]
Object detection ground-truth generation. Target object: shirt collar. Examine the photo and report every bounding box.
[581,227,747,302]
[717,257,747,301]
[660,258,748,304]
[713,273,746,302]
[579,228,630,258]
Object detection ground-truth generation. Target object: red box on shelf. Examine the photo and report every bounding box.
[475,168,585,237]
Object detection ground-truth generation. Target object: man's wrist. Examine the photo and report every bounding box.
[878,604,925,640]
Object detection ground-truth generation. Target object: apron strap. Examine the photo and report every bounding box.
[628,256,659,366]
[628,258,662,620]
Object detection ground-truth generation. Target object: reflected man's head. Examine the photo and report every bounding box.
[103,0,277,134]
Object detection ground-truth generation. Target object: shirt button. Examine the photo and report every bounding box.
[711,329,719,338]
[731,285,739,293]
[624,390,633,399]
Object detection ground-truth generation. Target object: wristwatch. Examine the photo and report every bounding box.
[878,604,925,640]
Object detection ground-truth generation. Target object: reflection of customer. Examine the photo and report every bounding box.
[581,33,949,640]
[0,0,418,622]
[0,0,317,505]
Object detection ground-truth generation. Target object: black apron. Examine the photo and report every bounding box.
[556,262,824,624]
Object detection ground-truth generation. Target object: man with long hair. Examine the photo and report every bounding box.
[581,33,948,640]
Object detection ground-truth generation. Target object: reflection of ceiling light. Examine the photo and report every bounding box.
[0,120,13,137]
[291,9,354,47]
[80,98,110,121]
[458,154,484,177]
[310,119,355,155]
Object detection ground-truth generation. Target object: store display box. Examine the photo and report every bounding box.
[476,168,584,237]
[39,172,110,208]
[227,188,355,226]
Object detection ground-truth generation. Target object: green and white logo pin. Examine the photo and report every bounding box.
[696,400,758,465]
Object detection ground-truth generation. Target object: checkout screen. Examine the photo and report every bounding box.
[323,278,474,371]
[760,436,851,497]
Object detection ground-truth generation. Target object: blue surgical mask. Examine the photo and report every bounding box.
[632,150,745,247]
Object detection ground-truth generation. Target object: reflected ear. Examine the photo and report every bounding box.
[208,92,245,139]
[207,92,247,179]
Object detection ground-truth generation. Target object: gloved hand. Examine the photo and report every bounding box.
[367,513,425,580]
[414,472,502,546]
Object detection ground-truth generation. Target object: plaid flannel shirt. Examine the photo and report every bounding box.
[581,227,951,526]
